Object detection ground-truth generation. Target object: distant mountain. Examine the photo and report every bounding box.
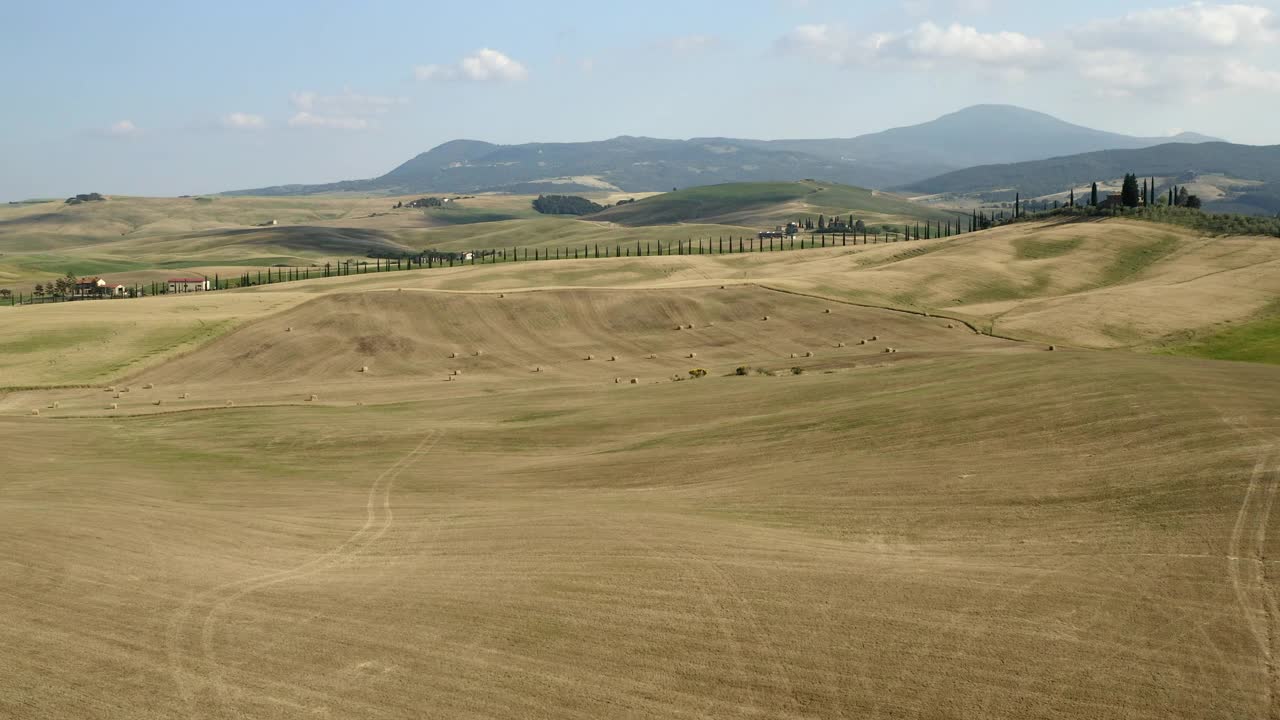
[739,105,1222,172]
[899,142,1280,216]
[224,105,1221,197]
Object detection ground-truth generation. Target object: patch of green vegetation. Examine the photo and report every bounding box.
[1013,237,1083,260]
[1158,301,1280,365]
[0,326,113,355]
[960,270,1052,304]
[14,254,149,276]
[501,409,579,423]
[593,182,811,226]
[1099,235,1180,286]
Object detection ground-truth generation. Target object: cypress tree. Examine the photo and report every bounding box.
[1091,182,1098,207]
[1015,193,1021,218]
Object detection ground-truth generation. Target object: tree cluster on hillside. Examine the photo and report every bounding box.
[400,197,444,209]
[531,195,604,216]
[64,193,104,204]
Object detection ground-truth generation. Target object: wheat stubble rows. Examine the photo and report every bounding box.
[3,286,1280,719]
[165,429,442,718]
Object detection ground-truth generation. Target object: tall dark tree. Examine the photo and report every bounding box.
[1142,178,1148,206]
[818,214,826,231]
[1176,186,1190,207]
[1069,188,1075,207]
[1015,192,1021,218]
[1121,173,1140,208]
[1091,182,1098,207]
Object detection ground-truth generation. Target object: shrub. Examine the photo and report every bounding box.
[791,367,804,375]
[689,368,708,378]
[735,366,751,376]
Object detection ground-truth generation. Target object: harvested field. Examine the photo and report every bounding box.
[2,219,1279,719]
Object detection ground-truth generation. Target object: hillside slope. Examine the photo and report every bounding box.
[902,142,1280,215]
[591,181,959,227]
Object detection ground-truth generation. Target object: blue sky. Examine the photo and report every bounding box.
[2,0,1278,200]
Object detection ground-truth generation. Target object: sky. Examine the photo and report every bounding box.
[2,0,1279,200]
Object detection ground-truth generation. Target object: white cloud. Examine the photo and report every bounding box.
[106,120,139,136]
[287,112,369,131]
[661,34,720,55]
[222,112,265,130]
[283,89,403,131]
[414,48,528,82]
[781,21,1047,70]
[289,90,405,116]
[1219,60,1280,92]
[1073,3,1277,54]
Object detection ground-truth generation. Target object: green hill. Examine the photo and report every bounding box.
[902,142,1280,215]
[591,181,959,228]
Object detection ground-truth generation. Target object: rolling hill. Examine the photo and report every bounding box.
[225,105,1219,197]
[902,142,1280,215]
[591,181,960,227]
[3,222,1280,719]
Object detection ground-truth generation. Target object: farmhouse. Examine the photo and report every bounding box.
[758,222,801,240]
[1098,193,1125,209]
[167,277,210,293]
[74,277,126,298]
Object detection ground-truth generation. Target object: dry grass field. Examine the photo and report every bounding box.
[2,212,1279,719]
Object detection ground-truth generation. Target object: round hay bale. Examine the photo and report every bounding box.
[360,366,369,373]
[871,335,879,341]
[790,353,797,359]
[449,352,457,359]
[143,383,154,390]
[308,394,317,401]
[859,339,867,345]
[108,403,118,410]
[50,401,60,409]
[647,354,657,359]
[585,354,595,361]
[286,326,292,332]
[687,352,697,359]
[105,386,115,392]
[762,315,770,321]
[805,351,813,358]
[30,409,39,416]
[720,285,726,290]
[225,400,234,407]
[836,342,846,348]
[474,350,483,356]
[614,377,621,384]
[675,325,684,331]
[533,366,541,373]
[154,400,163,406]
[630,378,639,384]
[114,393,121,399]
[947,323,955,329]
[180,393,189,399]
[883,347,893,353]
[684,324,693,330]
[824,309,832,314]
[452,369,462,376]
[1049,345,1057,352]
[610,356,618,362]
[498,293,505,298]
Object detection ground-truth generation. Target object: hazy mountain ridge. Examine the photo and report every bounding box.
[224,105,1221,197]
